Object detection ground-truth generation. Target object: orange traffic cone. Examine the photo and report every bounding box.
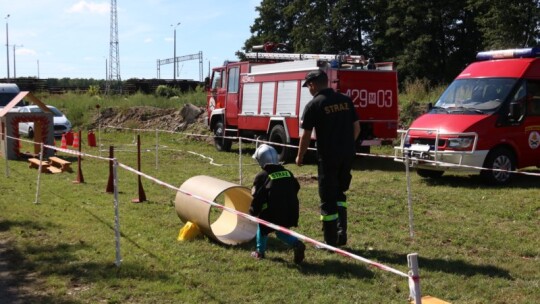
[61,133,67,149]
[72,131,79,148]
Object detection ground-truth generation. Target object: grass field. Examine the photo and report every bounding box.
[0,128,538,303]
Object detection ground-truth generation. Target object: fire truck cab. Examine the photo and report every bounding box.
[394,47,540,184]
[206,51,399,162]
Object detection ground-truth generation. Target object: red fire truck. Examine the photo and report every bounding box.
[206,51,399,161]
[394,47,540,184]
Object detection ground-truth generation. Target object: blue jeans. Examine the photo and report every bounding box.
[255,225,299,254]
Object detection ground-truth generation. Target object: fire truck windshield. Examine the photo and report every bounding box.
[433,78,517,113]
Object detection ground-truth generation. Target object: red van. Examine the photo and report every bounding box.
[395,47,540,184]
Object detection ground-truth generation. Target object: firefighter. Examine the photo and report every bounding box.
[250,144,306,264]
[296,70,360,247]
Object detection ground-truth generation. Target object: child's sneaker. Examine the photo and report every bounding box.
[251,251,265,260]
[293,242,306,264]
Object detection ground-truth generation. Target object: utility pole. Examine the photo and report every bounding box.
[5,14,10,80]
[13,44,23,78]
[171,22,180,81]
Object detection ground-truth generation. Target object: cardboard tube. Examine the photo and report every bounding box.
[175,175,256,245]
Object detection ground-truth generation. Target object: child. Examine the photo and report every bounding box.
[250,144,305,264]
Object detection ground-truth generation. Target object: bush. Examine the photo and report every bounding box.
[399,78,447,129]
[155,85,180,98]
[87,85,101,97]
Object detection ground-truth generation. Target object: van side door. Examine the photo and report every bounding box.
[521,80,540,167]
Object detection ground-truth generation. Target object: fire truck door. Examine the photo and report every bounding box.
[210,69,227,111]
[225,67,240,126]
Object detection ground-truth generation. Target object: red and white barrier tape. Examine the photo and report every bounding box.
[117,161,410,278]
[102,125,535,177]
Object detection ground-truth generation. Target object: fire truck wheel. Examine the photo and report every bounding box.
[481,147,515,184]
[214,121,232,152]
[269,124,294,162]
[416,169,444,179]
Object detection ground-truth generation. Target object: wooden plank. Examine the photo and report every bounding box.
[49,156,70,165]
[48,156,72,172]
[47,166,62,174]
[28,158,50,173]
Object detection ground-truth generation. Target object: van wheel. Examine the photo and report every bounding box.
[213,120,232,152]
[481,147,515,184]
[269,124,294,163]
[416,169,444,179]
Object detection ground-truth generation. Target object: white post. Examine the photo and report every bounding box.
[155,128,159,170]
[4,134,9,177]
[98,126,101,157]
[405,153,415,238]
[34,142,44,204]
[238,137,242,185]
[113,159,122,267]
[407,253,422,304]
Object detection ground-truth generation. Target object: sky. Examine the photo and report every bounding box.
[1,0,261,81]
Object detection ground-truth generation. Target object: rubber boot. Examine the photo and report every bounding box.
[337,206,348,246]
[293,241,306,264]
[323,220,338,246]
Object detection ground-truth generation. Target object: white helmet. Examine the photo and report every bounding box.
[252,144,279,167]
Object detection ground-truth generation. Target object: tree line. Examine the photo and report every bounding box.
[243,0,540,85]
[5,77,201,95]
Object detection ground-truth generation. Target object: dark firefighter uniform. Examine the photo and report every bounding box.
[301,87,359,246]
[250,164,300,234]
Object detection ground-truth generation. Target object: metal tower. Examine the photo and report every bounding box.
[156,51,204,81]
[106,0,121,94]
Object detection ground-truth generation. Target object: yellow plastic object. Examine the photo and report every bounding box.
[177,221,201,241]
[410,296,451,304]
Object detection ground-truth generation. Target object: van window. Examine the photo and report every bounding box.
[526,81,540,116]
[0,93,18,107]
[0,84,20,107]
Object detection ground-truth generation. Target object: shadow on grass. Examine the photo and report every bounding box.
[232,238,375,278]
[0,221,78,304]
[0,219,52,232]
[1,217,228,304]
[348,248,513,280]
[421,171,540,189]
[353,155,405,172]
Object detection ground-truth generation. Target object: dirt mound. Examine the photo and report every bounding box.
[90,104,212,140]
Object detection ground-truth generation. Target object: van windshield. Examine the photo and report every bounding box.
[29,106,64,117]
[433,78,517,114]
[0,93,18,107]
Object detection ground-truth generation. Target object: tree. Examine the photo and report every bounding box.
[243,0,297,52]
[243,0,540,85]
[245,0,374,56]
[472,0,540,49]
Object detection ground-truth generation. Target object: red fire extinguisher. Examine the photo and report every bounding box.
[65,131,74,146]
[87,130,96,147]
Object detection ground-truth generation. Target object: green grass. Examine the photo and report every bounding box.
[1,129,539,303]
